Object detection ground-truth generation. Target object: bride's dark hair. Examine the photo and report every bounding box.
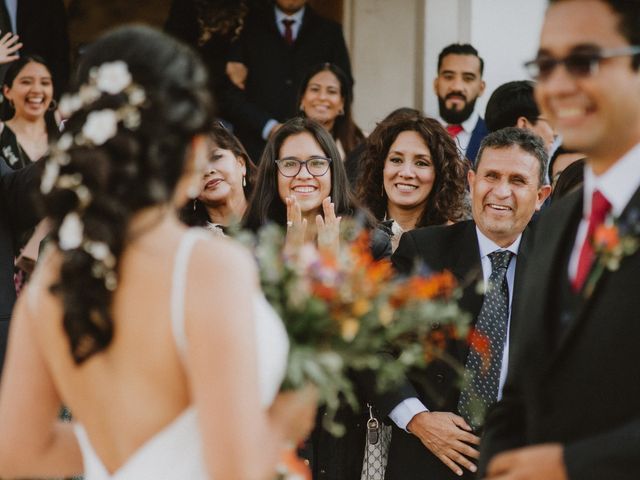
[39,25,213,364]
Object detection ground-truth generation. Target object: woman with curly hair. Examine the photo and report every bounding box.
[356,113,469,251]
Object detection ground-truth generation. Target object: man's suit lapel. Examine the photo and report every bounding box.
[453,222,483,322]
[295,7,313,45]
[553,184,640,355]
[520,190,582,369]
[509,226,532,342]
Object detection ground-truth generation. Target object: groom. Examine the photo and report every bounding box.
[479,1,640,478]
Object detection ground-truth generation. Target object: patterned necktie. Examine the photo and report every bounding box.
[282,19,295,45]
[446,124,464,137]
[572,190,611,292]
[458,250,513,429]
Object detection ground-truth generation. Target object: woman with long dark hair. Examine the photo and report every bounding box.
[0,25,315,479]
[180,122,256,232]
[298,62,365,159]
[245,116,355,246]
[0,55,59,170]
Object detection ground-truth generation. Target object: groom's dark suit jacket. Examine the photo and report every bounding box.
[479,184,640,480]
[377,220,531,480]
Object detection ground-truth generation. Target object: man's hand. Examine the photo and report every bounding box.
[484,443,568,480]
[226,61,248,90]
[408,411,480,476]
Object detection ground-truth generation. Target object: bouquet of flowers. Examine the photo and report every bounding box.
[239,223,472,436]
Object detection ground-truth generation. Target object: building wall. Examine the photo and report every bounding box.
[347,0,547,131]
[422,0,547,117]
[347,0,424,133]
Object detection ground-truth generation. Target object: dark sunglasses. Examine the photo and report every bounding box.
[524,45,640,81]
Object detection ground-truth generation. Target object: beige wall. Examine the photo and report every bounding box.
[345,0,424,133]
[346,0,546,131]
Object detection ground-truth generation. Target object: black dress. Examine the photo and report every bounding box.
[0,126,33,171]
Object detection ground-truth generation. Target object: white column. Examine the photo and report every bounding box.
[422,0,547,118]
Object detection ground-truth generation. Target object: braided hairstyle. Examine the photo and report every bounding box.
[39,25,213,364]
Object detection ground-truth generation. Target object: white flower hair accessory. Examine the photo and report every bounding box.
[43,60,146,292]
[82,110,119,146]
[58,212,84,250]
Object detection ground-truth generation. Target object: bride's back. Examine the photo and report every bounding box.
[19,24,216,474]
[30,220,196,470]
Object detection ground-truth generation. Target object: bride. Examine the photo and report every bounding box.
[0,25,315,479]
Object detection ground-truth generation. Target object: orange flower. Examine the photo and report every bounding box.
[312,282,337,301]
[352,297,372,317]
[365,258,393,284]
[593,223,619,251]
[392,270,457,306]
[469,329,491,373]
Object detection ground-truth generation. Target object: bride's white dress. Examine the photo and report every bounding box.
[73,229,289,479]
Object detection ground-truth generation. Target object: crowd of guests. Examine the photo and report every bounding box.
[0,0,638,480]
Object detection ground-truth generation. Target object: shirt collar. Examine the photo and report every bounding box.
[275,5,306,25]
[582,141,640,218]
[476,226,522,259]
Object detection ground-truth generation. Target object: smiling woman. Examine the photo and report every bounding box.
[298,63,365,158]
[180,122,256,231]
[0,55,59,170]
[244,117,356,246]
[244,116,389,256]
[357,113,469,251]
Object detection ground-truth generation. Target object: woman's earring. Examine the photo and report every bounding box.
[187,182,200,199]
[193,199,198,211]
[48,98,58,112]
[242,175,246,187]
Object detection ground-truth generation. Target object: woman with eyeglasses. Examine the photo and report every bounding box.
[180,122,256,233]
[245,117,390,480]
[245,116,389,257]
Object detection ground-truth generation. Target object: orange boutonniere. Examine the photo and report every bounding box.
[584,212,640,298]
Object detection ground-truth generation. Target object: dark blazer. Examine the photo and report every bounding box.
[380,220,531,480]
[220,5,352,162]
[0,0,70,97]
[479,185,640,480]
[0,160,40,375]
[466,117,488,165]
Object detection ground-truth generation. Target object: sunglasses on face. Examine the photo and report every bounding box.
[524,45,640,81]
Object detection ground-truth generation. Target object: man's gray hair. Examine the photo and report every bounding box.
[475,127,548,186]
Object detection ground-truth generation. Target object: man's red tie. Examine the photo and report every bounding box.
[282,19,295,46]
[446,124,464,137]
[572,189,612,292]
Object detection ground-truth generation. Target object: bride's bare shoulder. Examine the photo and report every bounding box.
[189,233,258,286]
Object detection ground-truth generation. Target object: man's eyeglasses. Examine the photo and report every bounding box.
[275,156,332,177]
[524,45,640,81]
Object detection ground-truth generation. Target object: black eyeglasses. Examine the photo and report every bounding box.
[275,156,332,177]
[524,45,640,81]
